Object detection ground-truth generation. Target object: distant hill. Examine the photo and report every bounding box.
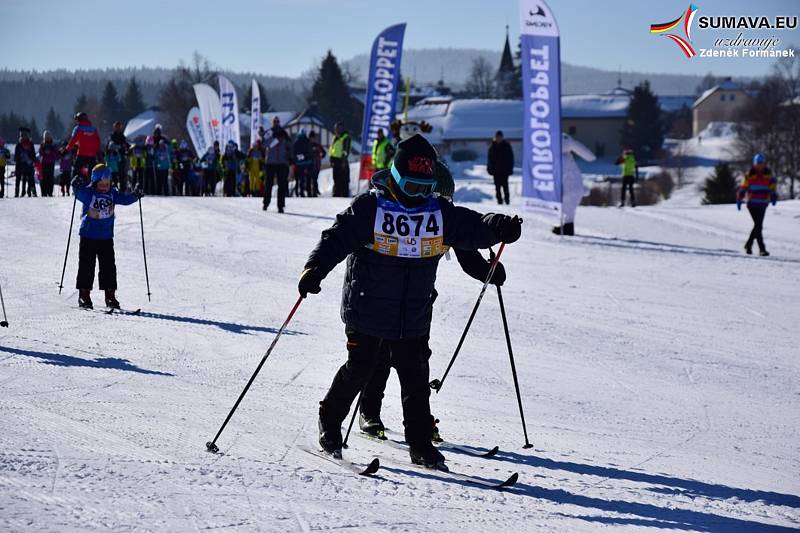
[342,47,742,96]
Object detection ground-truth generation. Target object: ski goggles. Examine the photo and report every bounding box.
[390,163,436,198]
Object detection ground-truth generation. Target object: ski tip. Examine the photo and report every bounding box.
[500,472,519,488]
[360,457,380,476]
[485,445,500,457]
[205,441,219,453]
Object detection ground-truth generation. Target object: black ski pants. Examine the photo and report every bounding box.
[620,176,636,207]
[263,164,289,210]
[746,204,768,251]
[492,174,510,204]
[76,238,117,291]
[320,328,433,448]
[331,157,350,197]
[41,164,55,196]
[15,167,35,197]
[0,165,5,197]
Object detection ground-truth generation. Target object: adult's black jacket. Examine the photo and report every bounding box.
[487,140,514,177]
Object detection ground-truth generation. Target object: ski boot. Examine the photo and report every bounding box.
[318,417,343,458]
[410,442,447,471]
[105,290,120,310]
[745,244,753,255]
[78,289,93,309]
[760,249,770,257]
[431,417,443,444]
[359,413,386,440]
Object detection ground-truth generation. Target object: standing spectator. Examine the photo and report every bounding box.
[293,129,313,197]
[39,131,59,197]
[128,142,145,192]
[109,121,129,185]
[246,140,265,197]
[66,112,101,180]
[371,128,395,172]
[14,127,37,197]
[174,140,195,196]
[105,144,123,191]
[263,121,291,213]
[222,141,244,197]
[0,137,9,198]
[151,124,167,147]
[487,130,514,205]
[553,133,595,236]
[202,142,221,196]
[154,139,171,196]
[308,131,325,197]
[737,153,777,257]
[615,147,637,208]
[143,136,156,194]
[329,122,351,197]
[58,143,75,196]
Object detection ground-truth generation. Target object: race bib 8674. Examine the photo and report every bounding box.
[370,197,445,258]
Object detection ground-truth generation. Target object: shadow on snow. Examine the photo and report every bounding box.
[0,345,173,376]
[132,311,305,336]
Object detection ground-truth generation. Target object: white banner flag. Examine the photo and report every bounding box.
[218,75,241,149]
[186,107,209,156]
[250,79,261,147]
[193,83,222,147]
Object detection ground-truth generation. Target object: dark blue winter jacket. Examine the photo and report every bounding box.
[73,183,138,240]
[304,170,506,339]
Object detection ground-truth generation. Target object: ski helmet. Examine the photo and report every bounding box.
[74,112,88,122]
[90,164,112,185]
[753,153,766,165]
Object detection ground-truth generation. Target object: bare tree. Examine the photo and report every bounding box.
[772,48,800,198]
[158,52,216,139]
[465,57,494,99]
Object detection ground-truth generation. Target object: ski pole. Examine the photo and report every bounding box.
[0,280,8,327]
[58,194,78,294]
[206,295,304,453]
[495,263,533,449]
[342,388,364,449]
[138,198,152,301]
[429,242,506,393]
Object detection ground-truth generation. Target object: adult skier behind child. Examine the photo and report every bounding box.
[66,112,102,180]
[298,134,522,469]
[72,164,142,310]
[737,153,777,257]
[552,133,595,236]
[358,159,507,442]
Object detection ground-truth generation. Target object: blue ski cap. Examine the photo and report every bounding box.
[753,153,766,165]
[90,163,112,184]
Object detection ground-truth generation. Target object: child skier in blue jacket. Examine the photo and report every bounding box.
[72,164,142,309]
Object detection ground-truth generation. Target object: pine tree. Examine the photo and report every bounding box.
[702,163,738,204]
[620,81,665,163]
[99,81,123,137]
[122,76,146,121]
[44,107,66,140]
[74,93,88,115]
[309,51,358,134]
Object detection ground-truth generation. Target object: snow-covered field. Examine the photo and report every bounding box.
[1,190,798,531]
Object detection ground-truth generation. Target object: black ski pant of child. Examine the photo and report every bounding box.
[492,174,510,204]
[76,238,117,291]
[620,176,636,206]
[15,167,34,197]
[319,328,434,449]
[155,169,168,196]
[746,204,768,252]
[263,164,289,210]
[41,164,55,196]
[224,169,236,197]
[294,165,308,197]
[359,334,433,426]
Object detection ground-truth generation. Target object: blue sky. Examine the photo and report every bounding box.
[1,0,796,78]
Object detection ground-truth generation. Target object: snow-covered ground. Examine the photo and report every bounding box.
[1,190,798,531]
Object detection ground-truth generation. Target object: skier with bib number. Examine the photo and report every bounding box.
[72,164,142,310]
[298,134,522,469]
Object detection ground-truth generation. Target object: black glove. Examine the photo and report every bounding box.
[495,215,523,244]
[71,176,85,189]
[298,268,322,298]
[133,185,144,199]
[486,260,506,286]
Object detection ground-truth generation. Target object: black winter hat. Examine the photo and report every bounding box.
[392,134,437,181]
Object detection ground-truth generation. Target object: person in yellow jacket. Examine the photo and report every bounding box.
[371,128,395,172]
[128,143,146,192]
[615,148,637,208]
[246,140,265,197]
[329,122,351,197]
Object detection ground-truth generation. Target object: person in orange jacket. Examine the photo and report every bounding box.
[65,112,102,180]
[737,153,777,256]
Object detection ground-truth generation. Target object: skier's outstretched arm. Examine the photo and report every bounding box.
[442,201,522,250]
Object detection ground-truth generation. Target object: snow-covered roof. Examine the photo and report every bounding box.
[692,80,746,109]
[561,90,631,119]
[407,99,523,143]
